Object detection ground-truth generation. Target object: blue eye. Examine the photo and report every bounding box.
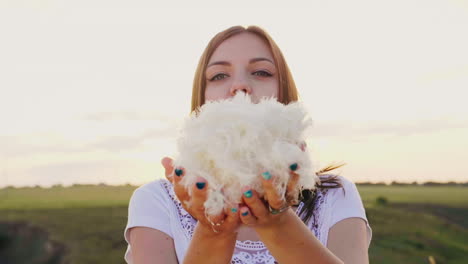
[253,70,272,77]
[210,73,228,81]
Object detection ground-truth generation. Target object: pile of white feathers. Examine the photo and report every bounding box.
[172,93,321,216]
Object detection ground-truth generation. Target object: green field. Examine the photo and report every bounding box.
[0,184,467,264]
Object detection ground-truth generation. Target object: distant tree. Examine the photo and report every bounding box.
[355,182,387,186]
[423,181,442,186]
[71,183,94,188]
[356,182,373,186]
[374,182,387,186]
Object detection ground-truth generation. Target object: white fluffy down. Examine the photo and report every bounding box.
[173,93,320,216]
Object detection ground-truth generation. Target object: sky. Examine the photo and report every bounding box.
[1,0,467,187]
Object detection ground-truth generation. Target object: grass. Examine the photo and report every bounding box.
[358,185,468,207]
[366,205,467,263]
[0,185,135,210]
[0,184,467,264]
[357,185,468,264]
[1,207,128,264]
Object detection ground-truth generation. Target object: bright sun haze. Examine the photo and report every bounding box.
[0,0,467,187]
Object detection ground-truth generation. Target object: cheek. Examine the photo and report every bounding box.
[205,85,228,102]
[253,81,279,98]
[271,84,279,97]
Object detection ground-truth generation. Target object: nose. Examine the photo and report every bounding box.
[229,79,252,96]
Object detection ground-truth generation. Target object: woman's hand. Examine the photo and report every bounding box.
[238,166,301,230]
[161,157,241,237]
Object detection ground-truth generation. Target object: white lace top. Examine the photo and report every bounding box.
[123,175,372,263]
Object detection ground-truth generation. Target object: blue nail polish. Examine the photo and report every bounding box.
[241,211,249,216]
[196,182,206,190]
[244,190,252,198]
[262,171,272,180]
[175,168,183,176]
[289,163,298,171]
[231,208,238,213]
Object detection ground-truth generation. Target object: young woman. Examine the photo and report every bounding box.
[124,25,372,264]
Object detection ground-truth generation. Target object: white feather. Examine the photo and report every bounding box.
[173,93,319,216]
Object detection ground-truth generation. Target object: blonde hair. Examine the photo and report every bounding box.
[191,25,298,112]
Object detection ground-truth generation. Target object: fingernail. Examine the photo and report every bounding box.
[289,163,298,171]
[196,182,206,190]
[231,208,238,213]
[241,211,249,216]
[244,190,253,198]
[262,171,272,180]
[174,168,183,176]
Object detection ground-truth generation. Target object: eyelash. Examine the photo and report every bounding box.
[209,70,273,81]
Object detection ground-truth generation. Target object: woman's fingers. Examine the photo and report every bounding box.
[178,175,226,225]
[165,163,241,233]
[239,188,270,226]
[205,205,240,234]
[191,177,208,213]
[161,157,174,182]
[190,178,237,231]
[172,166,190,204]
[224,205,240,226]
[239,206,257,226]
[286,164,300,205]
[261,171,286,210]
[241,187,268,220]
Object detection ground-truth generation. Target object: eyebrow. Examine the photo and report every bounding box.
[207,57,274,68]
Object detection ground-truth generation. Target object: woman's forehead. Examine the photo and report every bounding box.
[208,32,274,64]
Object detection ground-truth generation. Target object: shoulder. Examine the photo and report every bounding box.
[124,179,179,263]
[134,178,171,193]
[131,179,172,199]
[128,179,175,213]
[320,175,360,204]
[322,175,373,248]
[126,179,175,235]
[320,174,354,188]
[318,174,367,225]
